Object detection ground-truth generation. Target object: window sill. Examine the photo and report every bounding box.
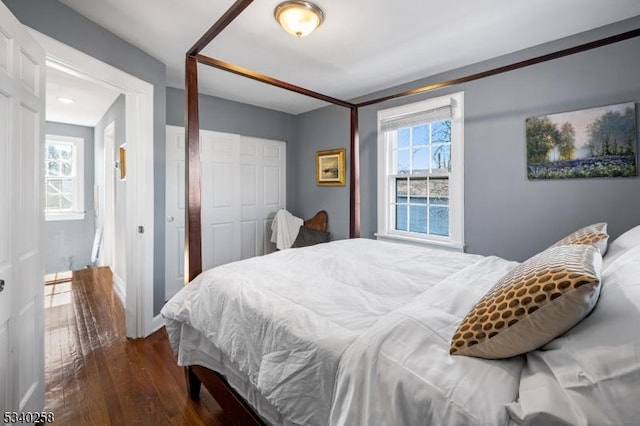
[45,212,86,222]
[375,232,464,252]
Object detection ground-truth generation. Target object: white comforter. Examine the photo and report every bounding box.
[162,238,523,426]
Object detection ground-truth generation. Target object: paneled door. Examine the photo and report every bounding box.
[165,126,186,300]
[0,1,46,417]
[165,126,286,300]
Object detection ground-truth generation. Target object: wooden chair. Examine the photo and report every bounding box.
[303,210,328,232]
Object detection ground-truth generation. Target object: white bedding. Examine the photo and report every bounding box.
[162,238,522,425]
[330,256,524,426]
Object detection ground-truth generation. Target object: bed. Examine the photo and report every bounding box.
[172,2,640,424]
[161,224,640,425]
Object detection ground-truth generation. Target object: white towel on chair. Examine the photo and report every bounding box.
[270,209,303,250]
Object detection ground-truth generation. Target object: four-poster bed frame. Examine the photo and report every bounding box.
[181,0,640,423]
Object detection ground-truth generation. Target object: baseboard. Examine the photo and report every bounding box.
[112,272,126,306]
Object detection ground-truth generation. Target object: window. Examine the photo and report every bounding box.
[45,135,85,221]
[376,92,464,249]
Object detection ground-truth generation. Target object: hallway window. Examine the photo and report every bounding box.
[45,135,85,221]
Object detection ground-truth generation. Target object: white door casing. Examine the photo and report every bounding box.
[102,121,116,269]
[165,126,286,300]
[0,1,46,415]
[29,29,155,338]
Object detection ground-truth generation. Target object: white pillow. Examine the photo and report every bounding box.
[603,224,640,271]
[507,245,640,425]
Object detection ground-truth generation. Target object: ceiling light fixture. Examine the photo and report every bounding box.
[274,1,323,38]
[57,97,75,104]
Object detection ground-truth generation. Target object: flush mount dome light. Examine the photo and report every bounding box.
[274,1,324,37]
[57,97,75,104]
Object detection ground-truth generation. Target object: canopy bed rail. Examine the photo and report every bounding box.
[182,0,640,422]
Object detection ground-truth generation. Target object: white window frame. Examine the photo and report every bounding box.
[376,92,464,250]
[44,134,85,221]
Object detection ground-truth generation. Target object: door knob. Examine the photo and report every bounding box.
[167,216,175,223]
[0,279,4,292]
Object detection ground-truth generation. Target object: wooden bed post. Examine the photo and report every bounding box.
[185,55,202,283]
[350,107,360,238]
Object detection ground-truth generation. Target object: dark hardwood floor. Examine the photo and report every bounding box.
[45,267,228,425]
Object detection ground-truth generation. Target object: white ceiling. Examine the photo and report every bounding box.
[46,64,120,126]
[57,0,640,115]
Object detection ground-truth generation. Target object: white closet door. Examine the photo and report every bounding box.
[0,1,45,415]
[240,137,285,258]
[165,126,285,299]
[200,130,242,270]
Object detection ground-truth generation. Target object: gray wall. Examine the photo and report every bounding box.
[5,0,168,314]
[296,17,640,261]
[166,87,299,212]
[44,122,95,273]
[94,95,127,284]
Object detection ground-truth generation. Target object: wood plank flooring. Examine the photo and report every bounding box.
[45,267,229,425]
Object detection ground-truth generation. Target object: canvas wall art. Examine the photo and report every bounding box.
[526,102,637,179]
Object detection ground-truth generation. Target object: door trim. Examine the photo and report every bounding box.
[30,29,155,338]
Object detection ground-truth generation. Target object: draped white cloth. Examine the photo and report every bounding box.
[270,209,303,250]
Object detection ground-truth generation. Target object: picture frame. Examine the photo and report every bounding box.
[316,148,346,186]
[119,143,127,180]
[526,101,637,179]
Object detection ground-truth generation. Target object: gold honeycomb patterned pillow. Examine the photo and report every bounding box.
[450,245,602,359]
[551,222,608,255]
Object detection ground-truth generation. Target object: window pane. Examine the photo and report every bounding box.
[409,203,427,233]
[429,178,449,206]
[431,120,451,143]
[59,145,73,160]
[395,177,408,231]
[47,180,61,194]
[47,161,60,177]
[61,179,73,193]
[429,206,449,236]
[47,195,60,210]
[398,128,410,148]
[60,194,73,210]
[397,149,410,174]
[396,177,407,201]
[412,124,428,147]
[61,161,73,176]
[395,204,408,231]
[411,148,429,174]
[46,144,60,160]
[431,144,451,172]
[408,177,427,199]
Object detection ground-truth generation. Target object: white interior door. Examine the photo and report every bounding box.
[165,126,285,299]
[0,1,45,416]
[165,125,186,300]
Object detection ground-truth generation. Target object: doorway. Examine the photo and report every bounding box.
[31,28,155,338]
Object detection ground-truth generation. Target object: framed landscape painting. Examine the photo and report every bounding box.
[316,148,346,186]
[526,102,637,179]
